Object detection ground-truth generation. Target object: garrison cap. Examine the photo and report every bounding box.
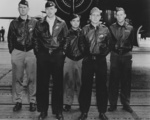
[45,1,56,8]
[19,0,29,7]
[90,7,102,14]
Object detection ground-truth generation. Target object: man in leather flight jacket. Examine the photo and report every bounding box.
[63,14,85,112]
[108,7,134,113]
[78,7,111,120]
[7,0,37,112]
[33,1,68,120]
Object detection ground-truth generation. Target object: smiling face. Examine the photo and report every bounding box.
[90,11,101,25]
[45,6,57,18]
[70,16,80,30]
[116,10,126,23]
[18,4,29,16]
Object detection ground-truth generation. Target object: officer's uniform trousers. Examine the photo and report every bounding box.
[11,49,36,103]
[63,57,83,105]
[79,56,108,113]
[36,50,64,114]
[109,51,132,106]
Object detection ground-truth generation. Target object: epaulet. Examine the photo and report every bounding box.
[56,16,65,23]
[109,23,116,28]
[14,17,19,22]
[11,17,20,23]
[31,17,38,22]
[125,22,133,29]
[39,17,45,23]
[84,24,90,28]
[112,23,116,26]
[127,23,133,28]
[100,23,106,28]
[78,28,82,31]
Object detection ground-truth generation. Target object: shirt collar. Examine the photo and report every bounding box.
[116,21,128,28]
[90,22,101,29]
[46,16,56,23]
[18,15,31,22]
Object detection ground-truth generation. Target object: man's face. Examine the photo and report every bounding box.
[70,17,80,29]
[90,11,101,24]
[18,4,29,16]
[116,10,126,23]
[45,6,57,18]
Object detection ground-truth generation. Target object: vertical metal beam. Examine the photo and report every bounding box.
[71,0,75,14]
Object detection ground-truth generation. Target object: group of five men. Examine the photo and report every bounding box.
[7,0,134,120]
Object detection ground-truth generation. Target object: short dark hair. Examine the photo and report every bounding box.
[116,7,125,14]
[69,14,81,21]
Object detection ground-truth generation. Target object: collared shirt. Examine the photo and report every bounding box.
[110,22,134,51]
[82,23,111,56]
[46,16,56,35]
[7,15,37,53]
[116,22,126,47]
[18,15,31,22]
[91,21,102,29]
[33,15,68,54]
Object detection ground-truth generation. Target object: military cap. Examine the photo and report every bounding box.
[19,0,29,6]
[45,1,56,8]
[90,7,102,14]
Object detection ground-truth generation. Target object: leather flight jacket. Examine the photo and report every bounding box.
[8,16,37,53]
[33,16,68,54]
[109,22,134,55]
[64,28,85,61]
[82,23,111,57]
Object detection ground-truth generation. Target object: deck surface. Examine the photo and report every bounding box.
[0,42,149,120]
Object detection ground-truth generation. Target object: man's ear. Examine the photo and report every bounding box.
[55,8,57,13]
[18,6,19,12]
[28,7,30,12]
[89,15,92,21]
[124,13,126,18]
[114,11,117,18]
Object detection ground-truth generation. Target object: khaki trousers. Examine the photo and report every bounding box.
[63,57,83,105]
[11,49,36,103]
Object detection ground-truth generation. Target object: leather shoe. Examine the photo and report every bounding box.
[56,113,64,120]
[63,105,71,112]
[108,105,117,112]
[29,103,36,112]
[13,102,22,112]
[78,113,88,120]
[99,113,108,120]
[123,105,133,113]
[38,112,47,120]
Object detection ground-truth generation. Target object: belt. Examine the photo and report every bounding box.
[90,55,104,60]
[39,48,62,54]
[113,49,130,55]
[91,56,96,60]
[14,47,33,52]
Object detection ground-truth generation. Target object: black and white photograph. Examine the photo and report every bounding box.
[0,0,149,120]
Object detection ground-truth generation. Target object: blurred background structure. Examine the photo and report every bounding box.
[0,0,150,46]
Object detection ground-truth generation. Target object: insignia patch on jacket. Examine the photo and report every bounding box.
[99,34,104,38]
[55,26,59,30]
[29,28,33,32]
[28,25,33,32]
[125,30,130,32]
